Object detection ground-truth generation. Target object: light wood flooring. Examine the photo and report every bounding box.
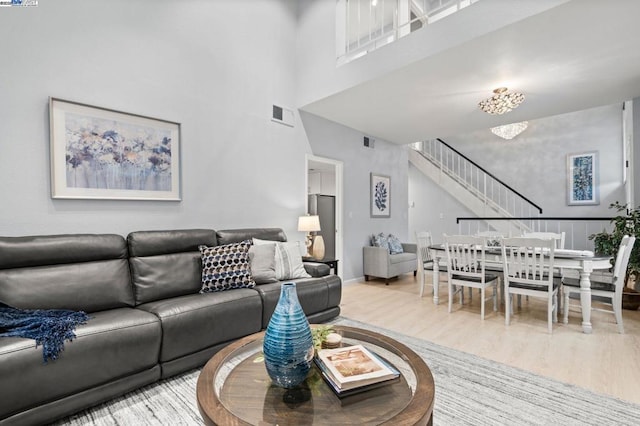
[340,273,640,405]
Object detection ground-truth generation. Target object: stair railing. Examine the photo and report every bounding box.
[411,139,543,223]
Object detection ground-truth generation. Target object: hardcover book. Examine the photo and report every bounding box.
[316,344,400,393]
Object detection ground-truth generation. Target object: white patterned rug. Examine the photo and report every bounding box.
[53,317,640,426]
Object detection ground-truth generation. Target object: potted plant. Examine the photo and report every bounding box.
[589,201,640,310]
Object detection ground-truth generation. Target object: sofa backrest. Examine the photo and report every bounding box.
[216,228,287,245]
[0,234,133,312]
[127,229,217,305]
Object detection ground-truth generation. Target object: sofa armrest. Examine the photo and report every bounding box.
[303,262,330,277]
[363,245,391,278]
[402,243,417,254]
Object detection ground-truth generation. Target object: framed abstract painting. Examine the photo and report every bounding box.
[370,173,391,218]
[567,151,599,206]
[49,97,181,201]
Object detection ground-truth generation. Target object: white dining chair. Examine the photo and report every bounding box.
[522,231,565,308]
[523,231,565,250]
[562,235,635,333]
[502,237,558,333]
[415,231,435,297]
[444,234,499,320]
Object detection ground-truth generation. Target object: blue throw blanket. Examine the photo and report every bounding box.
[0,303,89,362]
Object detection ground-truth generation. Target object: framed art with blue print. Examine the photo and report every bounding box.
[567,151,599,206]
[370,173,391,218]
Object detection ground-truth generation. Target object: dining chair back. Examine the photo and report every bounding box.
[415,231,435,297]
[522,231,565,249]
[444,234,498,319]
[502,237,558,333]
[562,235,635,333]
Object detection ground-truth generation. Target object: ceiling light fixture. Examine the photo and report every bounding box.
[490,121,529,140]
[478,87,525,115]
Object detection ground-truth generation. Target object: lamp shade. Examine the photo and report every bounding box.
[298,215,321,232]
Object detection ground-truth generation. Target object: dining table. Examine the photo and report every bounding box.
[428,244,613,334]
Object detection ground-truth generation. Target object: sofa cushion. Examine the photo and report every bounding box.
[389,252,417,264]
[127,229,217,304]
[127,229,217,257]
[249,243,278,284]
[0,234,133,312]
[137,290,263,363]
[200,241,255,292]
[254,239,310,280]
[255,275,341,328]
[216,228,287,245]
[0,307,161,421]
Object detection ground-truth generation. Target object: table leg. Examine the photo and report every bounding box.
[579,270,593,334]
[432,255,440,305]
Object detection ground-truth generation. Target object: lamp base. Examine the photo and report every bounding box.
[312,235,325,260]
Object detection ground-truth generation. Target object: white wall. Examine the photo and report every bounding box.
[299,112,409,280]
[0,0,310,241]
[409,103,626,241]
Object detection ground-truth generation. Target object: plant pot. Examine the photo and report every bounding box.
[622,287,640,311]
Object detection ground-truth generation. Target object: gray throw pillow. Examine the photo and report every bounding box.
[249,243,278,284]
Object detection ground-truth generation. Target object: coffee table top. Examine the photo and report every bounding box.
[196,325,435,425]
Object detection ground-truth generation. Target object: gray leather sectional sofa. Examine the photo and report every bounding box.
[0,228,341,425]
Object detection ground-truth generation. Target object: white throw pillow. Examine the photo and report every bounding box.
[253,238,310,280]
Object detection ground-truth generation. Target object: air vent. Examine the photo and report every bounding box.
[271,104,294,127]
[364,136,374,148]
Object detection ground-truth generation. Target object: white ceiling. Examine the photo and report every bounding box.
[302,1,640,145]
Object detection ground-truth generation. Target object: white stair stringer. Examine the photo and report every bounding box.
[409,150,530,235]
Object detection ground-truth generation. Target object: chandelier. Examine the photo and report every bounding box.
[478,87,525,115]
[490,121,529,140]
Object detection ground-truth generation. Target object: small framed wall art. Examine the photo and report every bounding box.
[566,151,599,206]
[49,97,181,201]
[370,173,391,218]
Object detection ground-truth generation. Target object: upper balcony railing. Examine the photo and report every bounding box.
[337,0,480,65]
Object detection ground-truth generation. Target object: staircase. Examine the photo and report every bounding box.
[410,139,542,235]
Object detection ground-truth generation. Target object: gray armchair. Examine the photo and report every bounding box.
[363,243,417,284]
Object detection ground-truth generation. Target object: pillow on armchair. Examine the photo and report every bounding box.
[371,233,389,250]
[388,234,404,254]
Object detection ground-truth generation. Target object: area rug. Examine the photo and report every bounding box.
[53,317,640,426]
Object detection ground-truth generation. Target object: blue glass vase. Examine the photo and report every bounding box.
[263,282,314,388]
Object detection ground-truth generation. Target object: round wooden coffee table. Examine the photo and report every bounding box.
[196,325,435,425]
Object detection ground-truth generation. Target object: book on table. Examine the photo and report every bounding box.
[315,344,400,395]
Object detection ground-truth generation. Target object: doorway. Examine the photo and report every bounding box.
[305,154,343,279]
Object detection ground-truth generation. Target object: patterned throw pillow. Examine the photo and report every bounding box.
[372,232,390,251]
[199,240,255,293]
[388,234,404,254]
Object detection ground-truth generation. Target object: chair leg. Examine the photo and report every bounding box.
[480,287,485,320]
[493,282,498,312]
[614,294,625,334]
[547,297,554,334]
[448,283,453,313]
[563,289,571,324]
[365,275,369,281]
[505,294,511,326]
[419,269,425,297]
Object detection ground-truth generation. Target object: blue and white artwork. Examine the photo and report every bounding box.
[567,152,599,205]
[50,98,181,200]
[65,113,172,191]
[371,173,391,217]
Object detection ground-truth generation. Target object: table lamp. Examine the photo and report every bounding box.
[298,215,322,259]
